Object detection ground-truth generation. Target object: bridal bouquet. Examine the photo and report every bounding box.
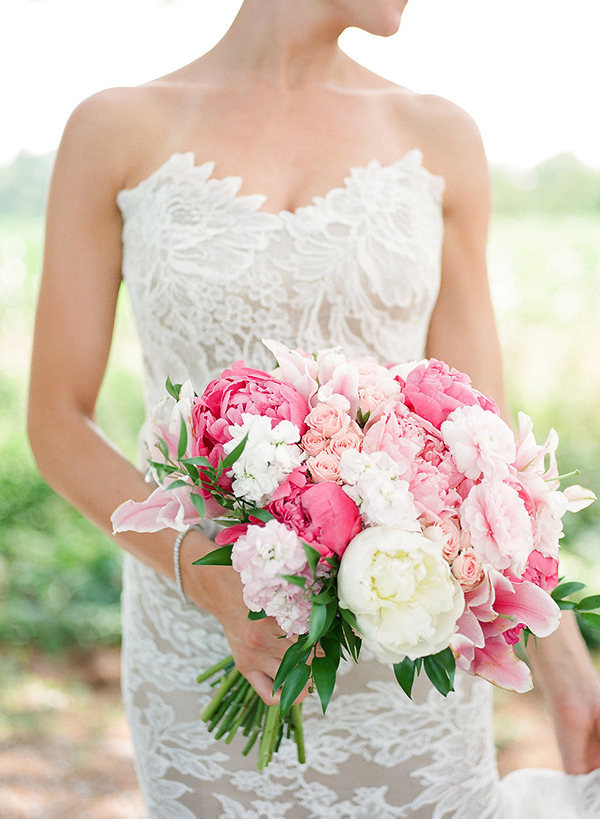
[112,340,597,769]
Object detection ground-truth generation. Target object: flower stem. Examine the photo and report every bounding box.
[257,704,280,770]
[196,655,234,684]
[291,703,305,764]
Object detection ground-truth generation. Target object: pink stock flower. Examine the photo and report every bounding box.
[441,405,516,481]
[400,359,500,430]
[267,468,361,558]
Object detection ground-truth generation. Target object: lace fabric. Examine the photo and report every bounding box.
[117,151,599,817]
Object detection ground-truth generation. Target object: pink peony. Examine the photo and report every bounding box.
[190,362,309,498]
[400,359,499,430]
[267,468,361,558]
[520,549,559,591]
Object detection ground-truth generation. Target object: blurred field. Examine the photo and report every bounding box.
[0,157,599,814]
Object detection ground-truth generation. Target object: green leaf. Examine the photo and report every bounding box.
[339,607,359,631]
[192,545,233,566]
[580,612,600,631]
[218,434,249,476]
[166,479,189,490]
[184,463,199,481]
[340,617,360,662]
[279,663,310,716]
[156,437,170,461]
[165,375,182,400]
[423,654,454,697]
[434,647,456,687]
[558,600,576,610]
[312,656,337,713]
[415,657,423,673]
[576,595,600,612]
[307,600,328,645]
[272,637,310,694]
[280,574,307,588]
[249,508,275,524]
[393,657,417,699]
[248,610,267,621]
[319,636,341,667]
[180,456,212,467]
[303,543,321,577]
[177,415,188,460]
[189,492,206,519]
[552,581,586,600]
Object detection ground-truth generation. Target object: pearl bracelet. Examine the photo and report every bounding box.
[173,526,196,608]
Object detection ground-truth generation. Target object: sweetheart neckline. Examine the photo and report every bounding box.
[116,147,445,218]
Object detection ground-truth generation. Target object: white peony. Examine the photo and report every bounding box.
[338,526,464,663]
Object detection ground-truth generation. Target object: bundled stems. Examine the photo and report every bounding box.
[197,655,305,769]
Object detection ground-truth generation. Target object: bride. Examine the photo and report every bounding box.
[28,0,600,816]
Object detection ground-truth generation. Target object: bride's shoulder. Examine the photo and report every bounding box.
[56,83,185,192]
[387,88,489,206]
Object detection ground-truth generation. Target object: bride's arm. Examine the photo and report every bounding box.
[423,100,600,774]
[27,90,293,705]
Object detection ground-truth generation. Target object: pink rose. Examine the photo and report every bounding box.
[400,359,500,430]
[306,403,350,438]
[434,518,462,561]
[358,386,387,417]
[301,430,328,457]
[452,549,484,590]
[328,426,363,459]
[520,549,559,591]
[267,468,361,557]
[307,451,342,483]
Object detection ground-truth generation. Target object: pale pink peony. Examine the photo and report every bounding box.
[362,411,425,474]
[301,430,328,457]
[460,480,534,573]
[307,451,342,483]
[400,359,500,430]
[441,405,516,481]
[306,402,350,438]
[266,468,361,558]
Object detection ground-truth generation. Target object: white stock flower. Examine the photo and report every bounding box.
[338,526,464,663]
[441,405,515,481]
[224,414,305,505]
[340,449,420,530]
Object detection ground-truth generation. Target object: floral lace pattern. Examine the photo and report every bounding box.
[117,153,598,817]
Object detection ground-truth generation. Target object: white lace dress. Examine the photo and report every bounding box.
[116,150,600,819]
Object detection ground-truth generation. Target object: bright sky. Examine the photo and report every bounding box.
[3,0,600,169]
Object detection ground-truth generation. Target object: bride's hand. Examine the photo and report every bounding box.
[548,685,600,774]
[180,529,308,706]
[528,611,600,774]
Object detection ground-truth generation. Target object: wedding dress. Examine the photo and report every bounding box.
[116,150,600,818]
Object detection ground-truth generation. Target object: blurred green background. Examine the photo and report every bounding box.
[0,151,599,652]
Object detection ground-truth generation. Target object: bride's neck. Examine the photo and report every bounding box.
[205,0,350,88]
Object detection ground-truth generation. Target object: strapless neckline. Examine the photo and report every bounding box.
[116,147,444,218]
